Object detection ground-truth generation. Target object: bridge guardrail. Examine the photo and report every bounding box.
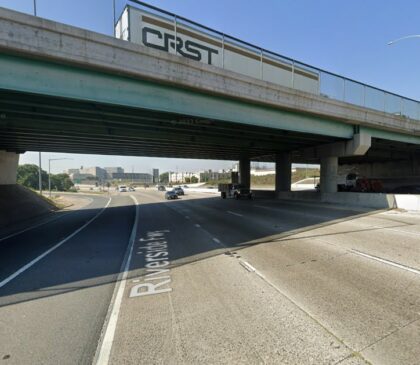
[119,0,420,121]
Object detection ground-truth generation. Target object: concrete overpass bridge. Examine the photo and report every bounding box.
[0,4,420,194]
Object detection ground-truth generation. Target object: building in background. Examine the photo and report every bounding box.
[110,172,152,184]
[79,166,107,181]
[65,166,153,184]
[168,169,233,183]
[169,171,200,183]
[104,167,124,177]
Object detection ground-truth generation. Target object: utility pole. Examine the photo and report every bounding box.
[33,0,37,16]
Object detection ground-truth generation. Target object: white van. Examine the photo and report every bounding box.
[118,185,127,192]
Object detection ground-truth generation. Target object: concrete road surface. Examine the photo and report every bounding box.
[1,190,419,365]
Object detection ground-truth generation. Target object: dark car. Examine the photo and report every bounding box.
[173,187,184,196]
[158,185,166,191]
[165,190,179,200]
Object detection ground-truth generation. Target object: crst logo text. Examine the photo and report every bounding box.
[142,27,219,65]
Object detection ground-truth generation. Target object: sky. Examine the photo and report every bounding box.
[1,0,420,173]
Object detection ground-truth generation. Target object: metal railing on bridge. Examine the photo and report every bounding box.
[115,0,420,121]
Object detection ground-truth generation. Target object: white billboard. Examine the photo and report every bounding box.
[115,6,319,94]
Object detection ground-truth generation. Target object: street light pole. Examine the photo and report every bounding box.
[33,0,37,16]
[48,158,73,197]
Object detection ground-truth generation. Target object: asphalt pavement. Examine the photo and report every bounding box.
[0,193,135,365]
[1,189,419,365]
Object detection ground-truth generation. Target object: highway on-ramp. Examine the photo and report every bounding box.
[1,190,419,365]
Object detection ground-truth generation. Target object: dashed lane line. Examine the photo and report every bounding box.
[94,195,139,365]
[227,210,243,217]
[195,224,201,228]
[0,197,112,289]
[351,249,420,276]
[239,259,257,273]
[213,237,221,244]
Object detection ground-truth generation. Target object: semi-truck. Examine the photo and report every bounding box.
[316,173,385,192]
[218,183,253,199]
[115,4,320,94]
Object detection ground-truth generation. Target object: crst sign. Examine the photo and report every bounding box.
[141,26,219,65]
[115,6,319,94]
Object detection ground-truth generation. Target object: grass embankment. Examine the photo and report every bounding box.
[27,188,74,210]
[203,168,320,187]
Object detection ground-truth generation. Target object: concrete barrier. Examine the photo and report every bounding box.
[184,188,219,194]
[322,192,396,209]
[277,191,395,210]
[277,191,420,211]
[394,194,420,211]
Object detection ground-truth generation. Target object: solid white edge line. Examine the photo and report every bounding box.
[0,211,72,243]
[351,249,420,276]
[94,195,139,365]
[0,197,112,289]
[0,196,95,243]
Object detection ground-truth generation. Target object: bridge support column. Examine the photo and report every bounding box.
[0,151,19,185]
[320,156,338,193]
[275,153,291,192]
[239,157,250,188]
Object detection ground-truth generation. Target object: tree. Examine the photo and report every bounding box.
[50,173,74,191]
[17,164,48,190]
[159,172,169,184]
[190,176,199,184]
[184,177,191,183]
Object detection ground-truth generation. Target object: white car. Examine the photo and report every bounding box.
[118,185,128,192]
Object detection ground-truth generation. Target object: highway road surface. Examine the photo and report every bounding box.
[0,190,419,365]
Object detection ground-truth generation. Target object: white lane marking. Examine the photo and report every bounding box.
[95,195,139,365]
[185,216,190,220]
[253,205,267,209]
[351,249,420,276]
[213,238,221,244]
[0,196,95,243]
[195,224,201,228]
[227,210,243,217]
[0,198,112,289]
[0,212,72,243]
[239,259,257,273]
[129,231,172,298]
[382,227,420,238]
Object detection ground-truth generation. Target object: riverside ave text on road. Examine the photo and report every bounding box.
[129,230,172,298]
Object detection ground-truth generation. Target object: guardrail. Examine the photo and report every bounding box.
[120,0,420,121]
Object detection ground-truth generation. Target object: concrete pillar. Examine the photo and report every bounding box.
[0,151,19,185]
[239,157,250,188]
[275,153,291,192]
[320,156,338,193]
